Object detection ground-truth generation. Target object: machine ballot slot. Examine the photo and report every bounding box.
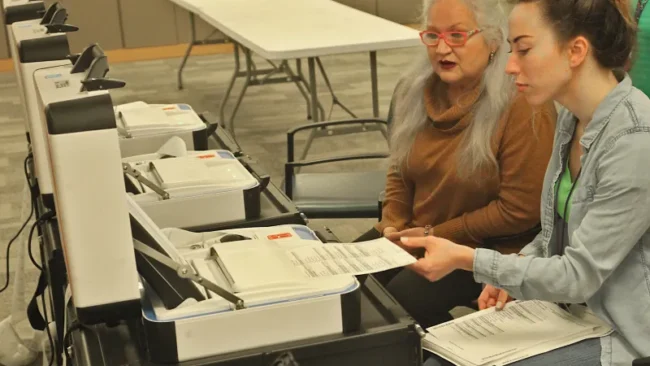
[128,199,361,363]
[115,102,209,157]
[123,138,262,229]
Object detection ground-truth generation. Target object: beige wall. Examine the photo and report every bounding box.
[174,6,225,44]
[335,0,377,15]
[377,0,423,24]
[1,0,420,56]
[0,5,8,59]
[61,0,123,53]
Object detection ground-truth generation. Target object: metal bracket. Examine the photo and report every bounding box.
[270,352,300,366]
[122,163,170,200]
[133,239,245,309]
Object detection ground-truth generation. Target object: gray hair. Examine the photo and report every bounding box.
[389,0,516,179]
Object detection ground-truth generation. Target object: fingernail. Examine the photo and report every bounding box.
[400,237,408,243]
[496,301,503,309]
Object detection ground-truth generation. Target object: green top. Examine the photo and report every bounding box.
[557,162,575,221]
[631,0,650,96]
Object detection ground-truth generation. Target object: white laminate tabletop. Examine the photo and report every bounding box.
[173,0,421,60]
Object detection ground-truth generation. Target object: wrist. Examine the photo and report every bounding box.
[453,245,475,271]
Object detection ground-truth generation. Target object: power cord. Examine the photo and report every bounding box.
[0,155,35,294]
[63,320,92,362]
[26,211,56,271]
[40,291,54,366]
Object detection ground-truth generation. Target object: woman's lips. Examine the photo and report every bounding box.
[439,60,456,70]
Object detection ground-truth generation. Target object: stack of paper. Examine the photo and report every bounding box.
[423,300,612,366]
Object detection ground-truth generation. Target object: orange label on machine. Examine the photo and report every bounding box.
[267,232,293,240]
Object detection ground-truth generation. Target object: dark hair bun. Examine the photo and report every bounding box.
[519,0,636,69]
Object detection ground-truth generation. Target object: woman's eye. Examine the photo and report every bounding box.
[518,49,530,55]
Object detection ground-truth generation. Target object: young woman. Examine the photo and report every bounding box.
[404,0,650,365]
[357,0,556,329]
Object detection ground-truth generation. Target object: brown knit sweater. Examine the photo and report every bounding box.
[376,82,557,253]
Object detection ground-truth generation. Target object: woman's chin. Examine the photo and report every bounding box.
[435,70,463,85]
[520,90,549,107]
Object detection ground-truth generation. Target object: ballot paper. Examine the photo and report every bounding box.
[422,300,613,366]
[287,238,417,278]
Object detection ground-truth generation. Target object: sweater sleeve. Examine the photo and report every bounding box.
[375,164,414,233]
[432,99,556,246]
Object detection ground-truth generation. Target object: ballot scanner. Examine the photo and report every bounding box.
[3,0,45,26]
[127,194,361,363]
[4,0,46,96]
[34,43,141,324]
[122,137,263,230]
[115,101,209,157]
[9,2,71,139]
[13,3,78,208]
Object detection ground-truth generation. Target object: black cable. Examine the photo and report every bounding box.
[63,321,91,362]
[27,212,57,271]
[28,220,43,271]
[0,155,36,294]
[40,291,54,366]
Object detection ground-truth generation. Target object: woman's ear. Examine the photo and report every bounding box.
[566,35,589,68]
[491,44,499,55]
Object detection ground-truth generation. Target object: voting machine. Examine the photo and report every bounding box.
[34,43,141,324]
[12,2,77,208]
[3,0,45,26]
[4,0,46,101]
[122,138,263,229]
[128,195,361,363]
[115,101,209,157]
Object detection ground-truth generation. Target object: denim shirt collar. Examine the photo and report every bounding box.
[557,74,633,151]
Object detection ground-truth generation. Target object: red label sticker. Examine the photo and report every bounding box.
[267,232,292,240]
[197,154,215,159]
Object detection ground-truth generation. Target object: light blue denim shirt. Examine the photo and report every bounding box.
[473,75,650,366]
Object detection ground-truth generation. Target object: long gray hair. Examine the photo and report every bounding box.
[389,0,516,178]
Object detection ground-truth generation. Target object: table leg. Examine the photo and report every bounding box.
[219,42,241,127]
[370,51,379,118]
[296,59,311,119]
[308,57,319,123]
[297,59,325,121]
[227,47,253,137]
[316,57,357,120]
[298,58,320,162]
[370,51,388,139]
[284,61,313,119]
[177,12,196,90]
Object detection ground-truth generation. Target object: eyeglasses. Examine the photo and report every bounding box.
[419,29,482,47]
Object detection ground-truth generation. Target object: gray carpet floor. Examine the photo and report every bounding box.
[0,47,419,325]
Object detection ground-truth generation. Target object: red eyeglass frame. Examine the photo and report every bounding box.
[419,29,482,47]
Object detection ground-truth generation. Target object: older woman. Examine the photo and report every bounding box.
[357,0,557,328]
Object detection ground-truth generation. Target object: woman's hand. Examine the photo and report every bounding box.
[477,284,512,311]
[399,236,475,282]
[385,227,427,255]
[385,227,425,242]
[382,227,398,237]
